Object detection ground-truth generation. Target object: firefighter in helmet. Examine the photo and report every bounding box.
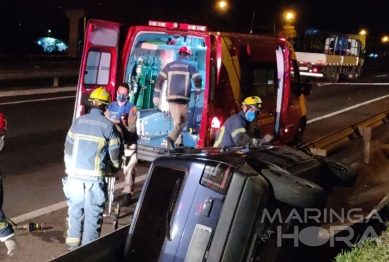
[63,87,123,250]
[213,96,273,147]
[153,46,203,149]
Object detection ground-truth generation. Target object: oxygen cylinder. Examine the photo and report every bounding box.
[150,64,159,108]
[136,59,147,109]
[129,76,137,104]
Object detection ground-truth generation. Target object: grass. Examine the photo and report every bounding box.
[335,207,389,262]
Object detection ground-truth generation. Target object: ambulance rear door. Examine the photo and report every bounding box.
[73,19,121,120]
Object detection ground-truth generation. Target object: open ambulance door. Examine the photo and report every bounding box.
[274,46,286,139]
[204,33,223,146]
[73,19,121,120]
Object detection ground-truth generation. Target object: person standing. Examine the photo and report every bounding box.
[63,87,122,250]
[153,46,203,149]
[0,113,18,256]
[105,83,138,206]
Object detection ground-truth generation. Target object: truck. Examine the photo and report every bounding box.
[73,19,311,162]
[294,29,366,82]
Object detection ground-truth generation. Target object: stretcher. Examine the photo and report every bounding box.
[103,175,120,230]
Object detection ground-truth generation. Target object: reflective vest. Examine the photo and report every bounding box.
[64,108,122,177]
[154,55,202,102]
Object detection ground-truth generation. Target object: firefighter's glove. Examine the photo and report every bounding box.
[2,235,18,256]
[153,97,160,105]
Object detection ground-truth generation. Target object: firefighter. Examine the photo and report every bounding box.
[105,83,138,206]
[63,87,122,250]
[153,46,203,149]
[0,113,18,256]
[213,96,273,147]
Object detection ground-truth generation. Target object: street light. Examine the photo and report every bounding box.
[218,0,227,9]
[285,12,294,21]
[359,29,367,36]
[382,36,389,43]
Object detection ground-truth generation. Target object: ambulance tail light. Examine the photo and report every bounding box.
[211,117,221,129]
[148,20,208,32]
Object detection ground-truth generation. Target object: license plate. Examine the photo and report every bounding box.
[184,224,212,262]
[299,66,308,71]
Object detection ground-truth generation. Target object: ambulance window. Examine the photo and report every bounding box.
[89,27,118,47]
[84,50,111,85]
[253,66,276,97]
[124,32,207,110]
[241,62,276,99]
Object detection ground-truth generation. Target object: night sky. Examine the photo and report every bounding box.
[0,0,388,53]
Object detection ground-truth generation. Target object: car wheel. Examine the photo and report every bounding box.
[260,169,328,208]
[319,158,357,187]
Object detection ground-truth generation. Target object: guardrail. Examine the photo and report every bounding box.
[0,68,79,86]
[302,109,389,153]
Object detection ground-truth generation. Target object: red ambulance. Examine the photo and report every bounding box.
[73,20,311,161]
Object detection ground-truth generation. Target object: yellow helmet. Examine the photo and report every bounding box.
[88,87,111,106]
[242,96,262,111]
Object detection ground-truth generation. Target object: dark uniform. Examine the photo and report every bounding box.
[213,111,252,147]
[154,52,202,146]
[63,108,122,248]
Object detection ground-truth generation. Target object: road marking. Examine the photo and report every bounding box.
[328,83,389,85]
[307,94,389,124]
[0,86,76,97]
[376,75,387,78]
[316,83,333,87]
[10,174,148,224]
[317,82,389,86]
[0,95,75,105]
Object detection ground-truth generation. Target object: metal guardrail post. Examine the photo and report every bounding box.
[303,110,389,154]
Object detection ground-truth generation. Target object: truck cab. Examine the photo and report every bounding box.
[73,20,311,161]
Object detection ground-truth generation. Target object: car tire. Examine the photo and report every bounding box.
[260,169,328,208]
[319,158,358,187]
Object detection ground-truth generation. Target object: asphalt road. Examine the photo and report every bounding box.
[0,68,389,260]
[0,68,389,218]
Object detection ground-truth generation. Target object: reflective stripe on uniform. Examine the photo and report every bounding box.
[213,126,225,147]
[67,131,75,139]
[74,134,104,175]
[159,71,167,79]
[0,221,8,230]
[231,128,246,138]
[167,71,190,97]
[66,237,80,244]
[192,72,201,79]
[109,137,120,146]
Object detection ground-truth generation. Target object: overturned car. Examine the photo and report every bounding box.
[52,145,357,262]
